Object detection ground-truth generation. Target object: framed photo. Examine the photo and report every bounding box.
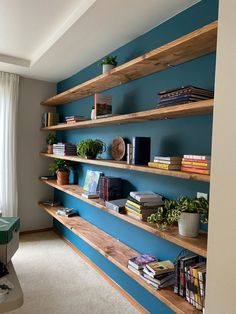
[83,170,102,193]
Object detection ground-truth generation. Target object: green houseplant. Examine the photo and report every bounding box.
[49,159,70,185]
[147,199,177,231]
[147,196,209,237]
[46,133,57,154]
[76,139,106,159]
[100,56,118,74]
[173,196,209,237]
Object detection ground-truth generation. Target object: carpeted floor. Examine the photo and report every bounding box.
[8,231,140,314]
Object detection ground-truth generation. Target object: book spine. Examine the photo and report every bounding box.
[127,144,133,164]
[181,166,210,175]
[148,162,181,170]
[174,258,181,294]
[193,268,202,310]
[182,161,210,167]
[183,155,211,160]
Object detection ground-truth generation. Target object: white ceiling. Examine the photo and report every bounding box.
[0,0,199,83]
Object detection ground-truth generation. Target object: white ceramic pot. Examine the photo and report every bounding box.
[102,64,115,74]
[178,212,200,237]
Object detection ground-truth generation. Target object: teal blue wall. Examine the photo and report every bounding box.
[54,1,218,313]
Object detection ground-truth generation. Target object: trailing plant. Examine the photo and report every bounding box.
[147,199,177,231]
[100,55,117,66]
[76,139,106,158]
[147,196,209,230]
[49,159,70,174]
[46,133,57,145]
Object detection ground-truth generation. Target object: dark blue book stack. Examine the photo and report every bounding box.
[132,137,151,165]
[158,86,214,108]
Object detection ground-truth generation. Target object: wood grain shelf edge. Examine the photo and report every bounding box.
[41,99,214,131]
[38,202,200,314]
[39,180,207,257]
[41,21,217,106]
[40,153,210,183]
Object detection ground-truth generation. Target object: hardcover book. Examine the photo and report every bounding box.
[132,137,151,165]
[99,176,122,201]
[128,254,157,270]
[105,198,127,213]
[146,260,174,275]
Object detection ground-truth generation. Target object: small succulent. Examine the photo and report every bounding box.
[100,56,118,66]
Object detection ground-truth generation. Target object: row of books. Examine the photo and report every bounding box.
[158,85,214,107]
[125,191,163,221]
[148,155,211,175]
[42,112,59,127]
[128,254,175,290]
[174,254,206,312]
[53,143,77,156]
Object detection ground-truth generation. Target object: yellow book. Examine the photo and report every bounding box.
[47,112,53,126]
[148,162,181,170]
[182,161,210,167]
[192,267,202,310]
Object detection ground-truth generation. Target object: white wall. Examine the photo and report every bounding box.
[206,1,236,313]
[17,77,56,231]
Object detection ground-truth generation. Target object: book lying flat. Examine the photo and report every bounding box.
[128,254,157,270]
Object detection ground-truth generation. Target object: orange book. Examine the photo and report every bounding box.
[181,166,210,175]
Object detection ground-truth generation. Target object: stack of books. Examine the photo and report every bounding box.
[128,254,157,276]
[174,254,206,312]
[141,260,175,289]
[42,112,59,127]
[148,156,183,171]
[56,207,78,217]
[53,143,77,156]
[128,254,175,290]
[181,155,211,175]
[158,86,214,107]
[65,115,85,123]
[125,191,163,221]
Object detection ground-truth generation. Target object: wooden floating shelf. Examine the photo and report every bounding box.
[39,202,200,314]
[41,21,217,106]
[41,99,214,131]
[41,153,210,183]
[40,179,207,257]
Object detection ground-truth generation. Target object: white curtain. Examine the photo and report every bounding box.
[0,72,19,216]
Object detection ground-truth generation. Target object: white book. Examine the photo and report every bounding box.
[130,191,162,202]
[183,155,211,160]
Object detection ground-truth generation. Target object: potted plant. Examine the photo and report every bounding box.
[46,133,57,154]
[76,139,106,159]
[173,196,209,237]
[100,56,118,74]
[147,196,209,238]
[49,159,70,185]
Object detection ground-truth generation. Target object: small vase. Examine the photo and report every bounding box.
[91,109,96,120]
[102,64,115,74]
[57,171,69,185]
[178,212,200,237]
[47,145,53,154]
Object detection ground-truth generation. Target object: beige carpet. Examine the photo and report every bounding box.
[8,231,140,314]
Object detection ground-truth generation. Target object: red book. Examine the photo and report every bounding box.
[181,164,210,170]
[181,166,210,175]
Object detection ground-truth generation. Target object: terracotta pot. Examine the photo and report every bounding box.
[57,171,69,185]
[47,145,53,154]
[178,212,200,237]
